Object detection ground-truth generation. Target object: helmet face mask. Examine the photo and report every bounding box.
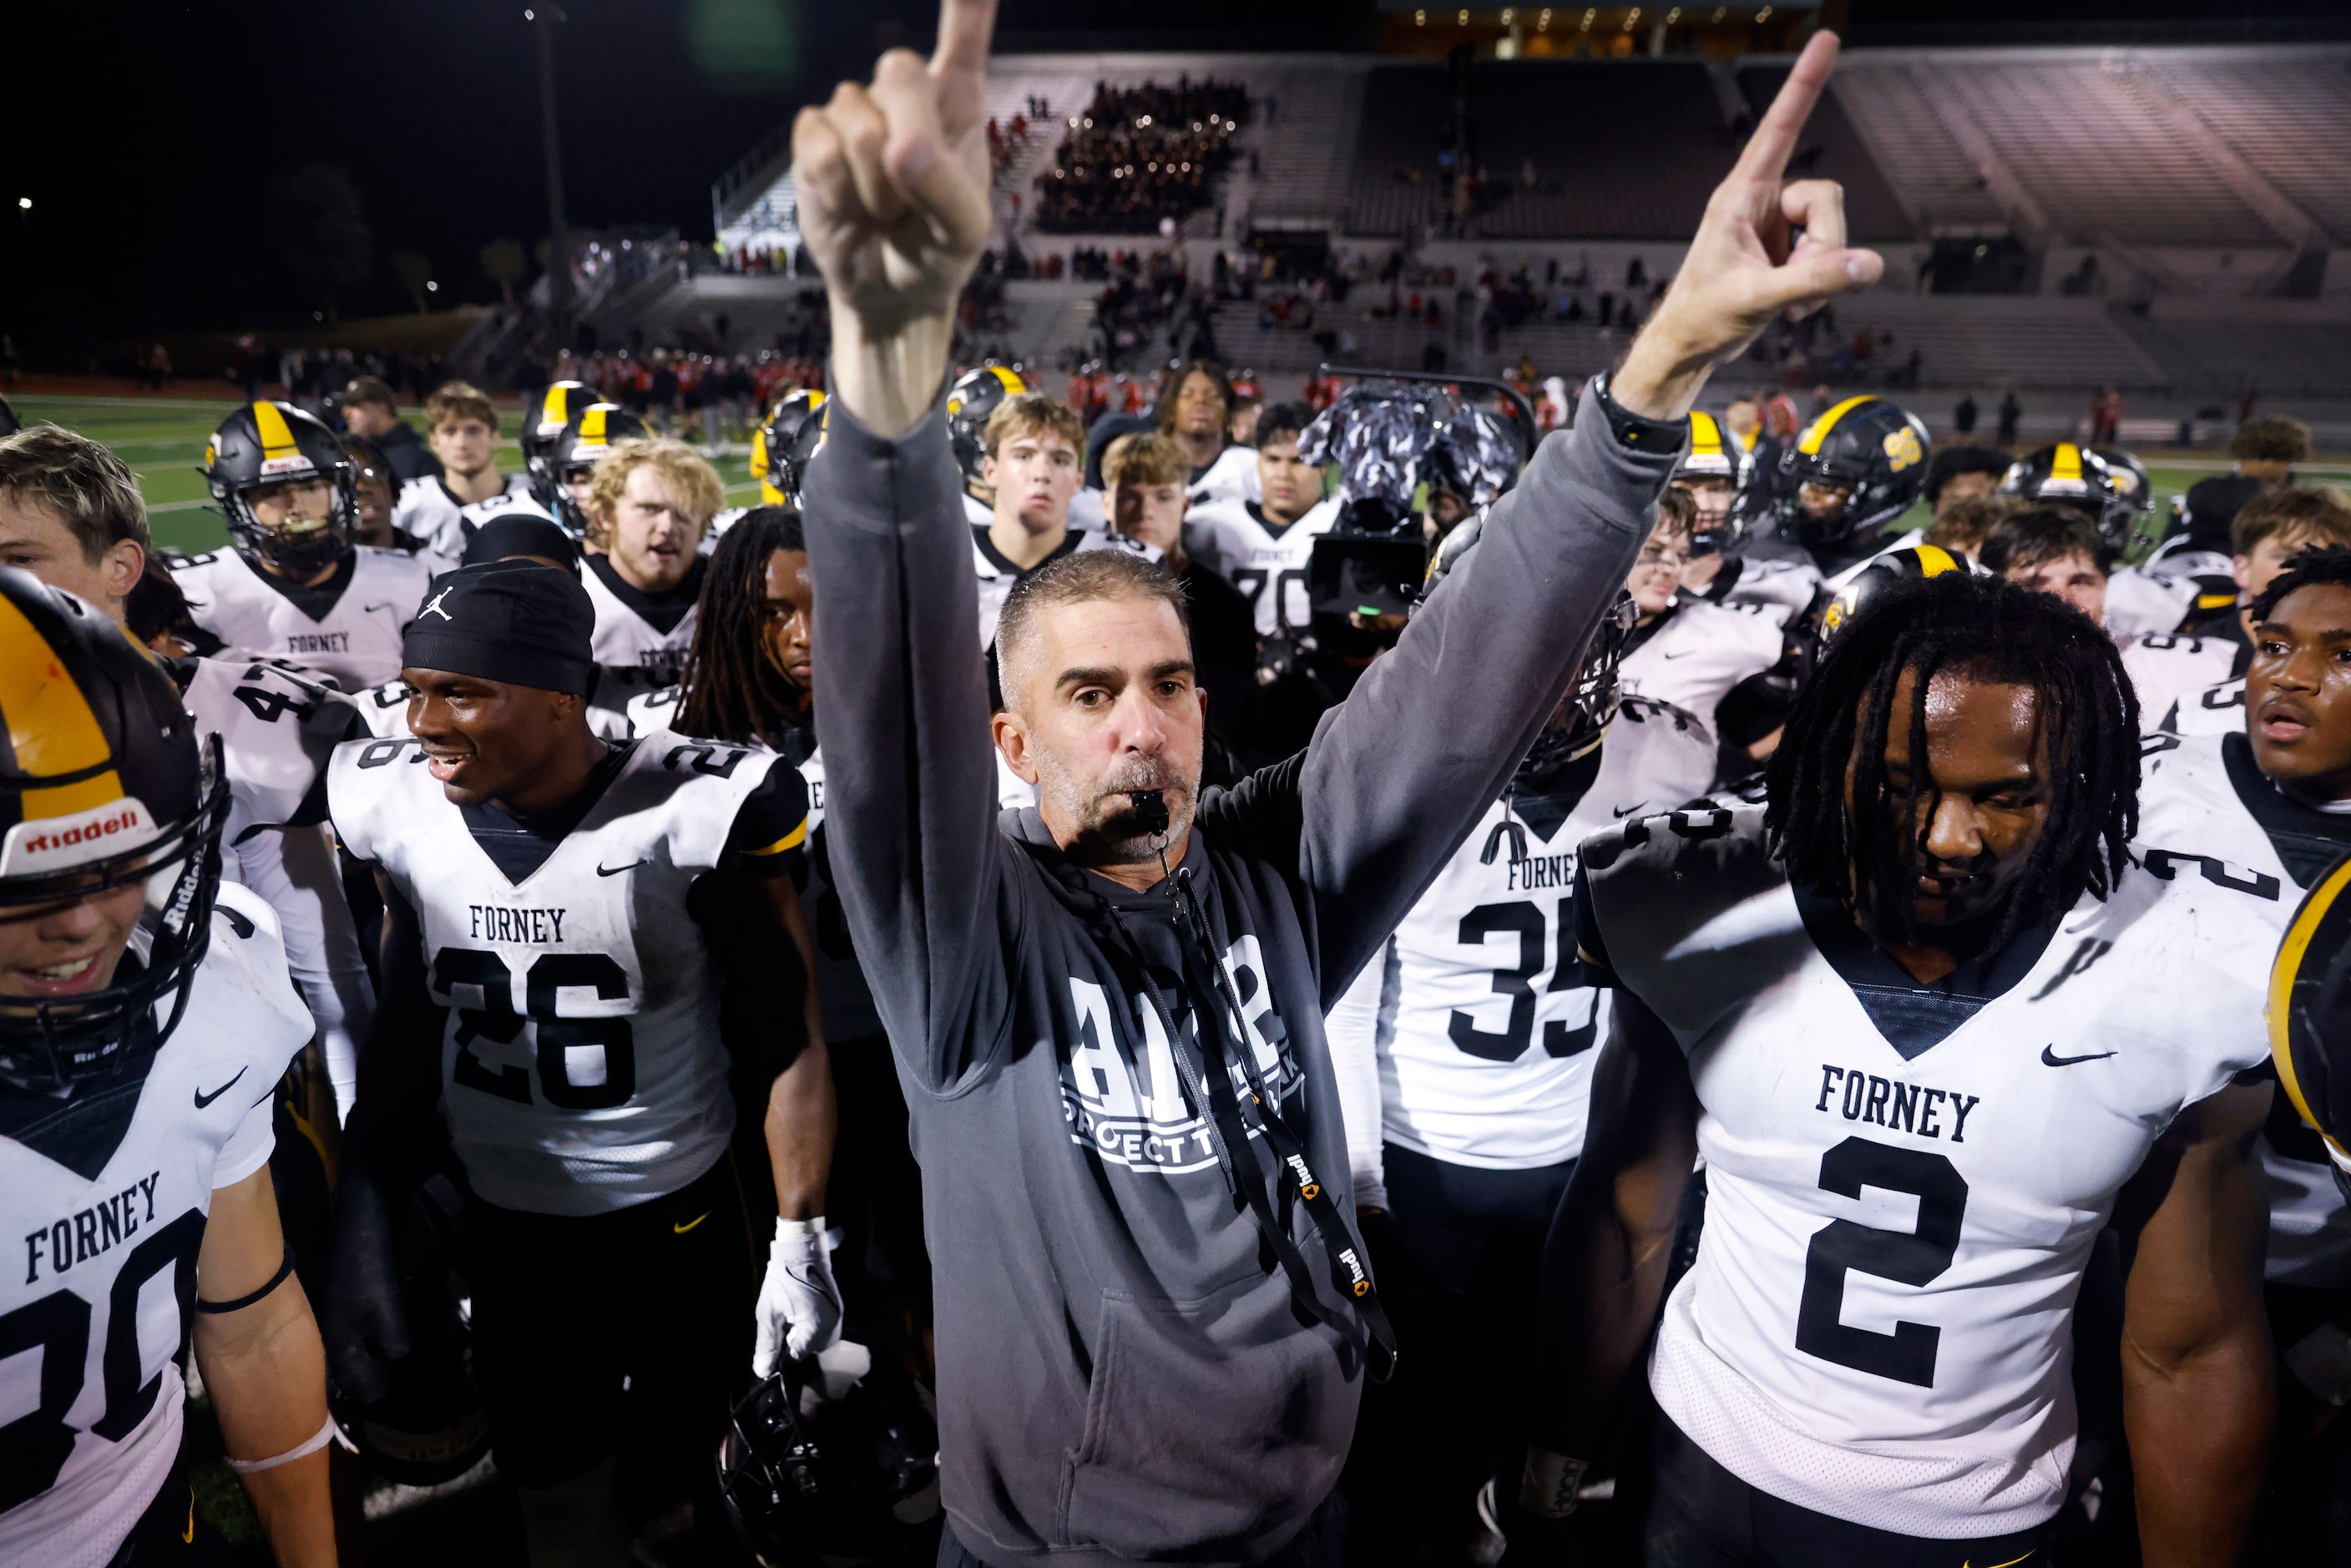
[205,402,362,578]
[945,366,1028,487]
[536,403,649,539]
[1773,397,1931,552]
[1672,411,1752,557]
[1522,592,1636,780]
[757,391,829,506]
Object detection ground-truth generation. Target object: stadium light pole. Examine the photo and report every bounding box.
[533,6,574,341]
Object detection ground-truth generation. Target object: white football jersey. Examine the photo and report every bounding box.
[972,527,1157,650]
[622,685,827,829]
[2103,563,2195,641]
[170,546,434,692]
[964,488,1110,533]
[350,677,417,739]
[392,473,535,568]
[2140,730,2351,1288]
[2156,675,2245,738]
[1333,782,1616,1175]
[580,559,699,691]
[2121,631,2238,735]
[447,489,563,572]
[0,886,310,1568]
[1186,495,1338,639]
[327,731,801,1215]
[1187,444,1261,509]
[1686,551,1821,630]
[1582,807,2272,1536]
[1590,600,1784,819]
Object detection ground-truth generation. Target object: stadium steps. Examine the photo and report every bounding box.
[1830,61,2025,235]
[2113,313,2351,399]
[1735,63,1915,243]
[1816,291,2172,392]
[1227,60,1366,235]
[2141,50,2351,247]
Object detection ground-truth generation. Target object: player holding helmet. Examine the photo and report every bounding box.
[0,569,335,1565]
[171,401,435,693]
[1673,407,1819,630]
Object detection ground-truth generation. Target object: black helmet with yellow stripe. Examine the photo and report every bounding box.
[946,365,1027,484]
[1672,409,1756,556]
[2273,857,2351,1195]
[0,569,227,1092]
[541,402,650,539]
[1817,544,1980,649]
[202,401,361,576]
[1774,395,1932,553]
[2000,443,2143,553]
[520,380,594,478]
[751,389,827,507]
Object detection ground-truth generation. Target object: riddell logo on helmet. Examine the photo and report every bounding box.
[0,798,159,878]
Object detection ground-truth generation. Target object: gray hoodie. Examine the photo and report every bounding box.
[801,382,1674,1567]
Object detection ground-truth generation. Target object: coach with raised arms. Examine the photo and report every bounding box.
[791,4,1881,1564]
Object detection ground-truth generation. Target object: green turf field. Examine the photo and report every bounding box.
[8,395,764,554]
[13,392,2349,559]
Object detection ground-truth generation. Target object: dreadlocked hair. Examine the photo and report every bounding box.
[674,506,807,749]
[2249,543,2351,623]
[1764,570,2137,949]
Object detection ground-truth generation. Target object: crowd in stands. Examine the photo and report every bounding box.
[1034,76,1250,232]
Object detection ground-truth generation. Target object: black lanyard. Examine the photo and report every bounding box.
[1100,867,1398,1384]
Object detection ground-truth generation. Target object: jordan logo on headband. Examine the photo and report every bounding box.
[419,588,456,622]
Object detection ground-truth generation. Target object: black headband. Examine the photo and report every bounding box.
[402,560,596,695]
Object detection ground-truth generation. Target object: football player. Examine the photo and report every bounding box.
[1673,407,1818,629]
[578,435,722,705]
[2156,414,2310,579]
[1980,504,2237,730]
[172,401,435,693]
[0,569,335,1565]
[969,392,1153,650]
[1769,394,1933,581]
[1156,358,1256,507]
[948,363,1028,525]
[1528,572,2275,1566]
[2139,544,2351,1557]
[748,388,827,508]
[1324,516,1636,1561]
[1998,442,2188,639]
[1599,490,1789,814]
[322,561,839,1564]
[531,401,651,545]
[1920,443,2010,524]
[12,427,377,1116]
[1183,402,1338,642]
[387,382,533,564]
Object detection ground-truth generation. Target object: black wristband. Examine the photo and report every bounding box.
[1590,372,1688,455]
[195,1247,296,1315]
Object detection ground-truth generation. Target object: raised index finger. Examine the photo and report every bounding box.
[1733,29,1839,185]
[931,0,998,80]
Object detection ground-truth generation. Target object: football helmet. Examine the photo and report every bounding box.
[1817,544,1979,648]
[1420,512,1634,772]
[540,402,650,539]
[0,569,228,1092]
[1772,396,1932,552]
[1672,409,1756,557]
[751,390,827,507]
[202,402,361,576]
[519,380,594,479]
[2000,443,2146,553]
[717,1351,942,1567]
[2273,857,2351,1182]
[946,365,1027,484]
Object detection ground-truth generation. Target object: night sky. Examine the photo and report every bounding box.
[3,0,2338,347]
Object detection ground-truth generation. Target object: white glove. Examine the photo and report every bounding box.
[753,1216,844,1377]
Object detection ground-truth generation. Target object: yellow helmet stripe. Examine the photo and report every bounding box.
[1688,411,1726,458]
[540,385,572,431]
[989,367,1027,396]
[2272,855,2351,1161]
[1797,396,1878,457]
[250,401,301,463]
[0,595,124,817]
[1913,544,1962,577]
[580,406,609,443]
[2051,443,2084,483]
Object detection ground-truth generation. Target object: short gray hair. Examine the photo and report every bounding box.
[995,550,1190,714]
[0,427,149,561]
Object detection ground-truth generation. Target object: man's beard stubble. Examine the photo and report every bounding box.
[1035,744,1196,867]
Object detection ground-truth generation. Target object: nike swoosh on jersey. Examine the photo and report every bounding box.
[597,860,650,877]
[673,1211,710,1234]
[194,1065,250,1109]
[363,603,397,614]
[2040,1045,2118,1067]
[1662,650,1693,659]
[1963,1553,2035,1568]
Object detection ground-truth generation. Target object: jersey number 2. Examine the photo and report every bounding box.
[434,948,636,1110]
[1794,1136,1968,1388]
